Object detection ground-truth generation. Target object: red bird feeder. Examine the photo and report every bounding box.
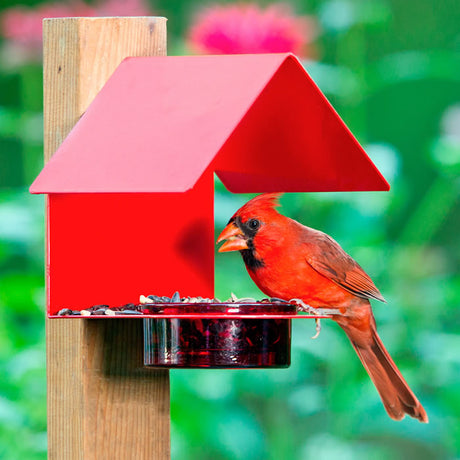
[30,53,388,368]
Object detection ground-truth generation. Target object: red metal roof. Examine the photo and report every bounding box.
[30,53,389,193]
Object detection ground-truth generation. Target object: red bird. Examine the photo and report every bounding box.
[217,193,428,422]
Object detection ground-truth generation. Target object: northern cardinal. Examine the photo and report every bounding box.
[217,193,428,422]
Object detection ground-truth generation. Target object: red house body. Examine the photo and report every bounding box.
[30,53,389,316]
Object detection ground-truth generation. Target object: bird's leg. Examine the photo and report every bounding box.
[289,299,343,339]
[289,298,342,316]
[289,298,320,314]
[289,298,323,339]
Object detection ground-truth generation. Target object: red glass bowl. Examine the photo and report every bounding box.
[143,303,296,368]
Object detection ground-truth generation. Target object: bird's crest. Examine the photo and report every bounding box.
[248,193,283,210]
[233,193,283,221]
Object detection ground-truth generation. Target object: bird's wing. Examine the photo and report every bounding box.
[303,231,386,303]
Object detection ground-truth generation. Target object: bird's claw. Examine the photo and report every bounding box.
[289,298,320,315]
[289,298,323,339]
[311,318,321,339]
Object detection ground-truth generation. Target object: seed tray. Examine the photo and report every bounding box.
[53,304,333,319]
[52,294,335,368]
[52,293,335,319]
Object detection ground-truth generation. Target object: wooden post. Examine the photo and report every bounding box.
[43,18,170,459]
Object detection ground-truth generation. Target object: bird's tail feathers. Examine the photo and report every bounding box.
[339,315,428,423]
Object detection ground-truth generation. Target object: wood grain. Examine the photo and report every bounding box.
[43,17,170,460]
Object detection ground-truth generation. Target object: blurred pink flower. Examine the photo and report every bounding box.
[1,0,151,55]
[1,2,95,51]
[188,3,317,57]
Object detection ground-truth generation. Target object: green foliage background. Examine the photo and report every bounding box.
[0,0,459,459]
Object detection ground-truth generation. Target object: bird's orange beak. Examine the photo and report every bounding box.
[216,222,249,252]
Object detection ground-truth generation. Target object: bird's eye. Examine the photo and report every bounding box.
[248,219,260,230]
